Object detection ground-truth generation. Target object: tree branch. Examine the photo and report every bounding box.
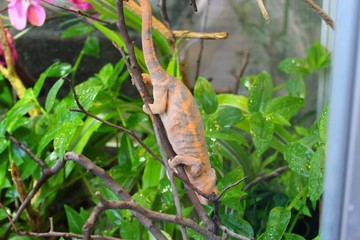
[302,0,334,30]
[256,0,270,23]
[64,152,167,240]
[243,166,289,192]
[83,192,221,240]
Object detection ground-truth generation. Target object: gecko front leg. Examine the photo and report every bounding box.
[142,74,169,115]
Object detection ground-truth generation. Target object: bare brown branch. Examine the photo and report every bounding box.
[234,51,250,94]
[0,204,119,240]
[243,166,289,192]
[303,0,334,29]
[174,30,228,39]
[6,133,48,169]
[256,0,270,23]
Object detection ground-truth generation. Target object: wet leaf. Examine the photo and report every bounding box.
[45,79,64,112]
[278,58,311,77]
[286,77,306,98]
[250,112,274,155]
[213,106,244,126]
[248,72,273,113]
[319,104,329,142]
[309,145,326,202]
[307,42,331,70]
[284,142,313,177]
[222,213,254,238]
[264,96,304,121]
[194,76,218,114]
[258,207,291,240]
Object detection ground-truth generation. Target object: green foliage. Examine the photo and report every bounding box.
[0,3,330,237]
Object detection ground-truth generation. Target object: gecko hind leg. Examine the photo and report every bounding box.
[169,155,203,177]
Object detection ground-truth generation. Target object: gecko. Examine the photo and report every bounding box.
[139,0,217,205]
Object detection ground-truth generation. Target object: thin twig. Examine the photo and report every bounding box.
[243,166,289,192]
[6,133,48,170]
[302,0,334,30]
[195,0,211,80]
[189,0,198,12]
[216,176,248,200]
[256,0,270,23]
[174,30,228,39]
[157,0,171,29]
[234,51,249,94]
[41,0,116,26]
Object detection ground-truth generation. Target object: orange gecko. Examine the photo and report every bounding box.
[140,0,217,204]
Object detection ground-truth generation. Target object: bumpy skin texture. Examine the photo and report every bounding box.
[140,0,217,204]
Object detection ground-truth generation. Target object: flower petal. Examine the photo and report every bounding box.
[8,0,29,30]
[27,2,46,27]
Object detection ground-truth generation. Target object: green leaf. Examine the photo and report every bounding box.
[45,79,64,112]
[54,116,83,159]
[284,142,313,177]
[107,59,127,89]
[142,157,162,189]
[120,218,141,240]
[250,112,274,155]
[0,90,36,136]
[222,213,254,238]
[306,42,331,70]
[61,22,94,38]
[286,77,306,98]
[309,145,325,202]
[0,138,8,154]
[259,207,291,240]
[132,187,158,209]
[33,62,72,97]
[64,205,88,234]
[83,35,100,58]
[284,233,306,240]
[166,47,182,79]
[194,76,218,114]
[0,160,11,190]
[278,58,311,77]
[264,96,304,121]
[74,80,103,110]
[319,104,329,142]
[217,94,248,112]
[218,166,245,209]
[206,127,248,147]
[91,21,146,70]
[213,106,244,126]
[248,72,273,113]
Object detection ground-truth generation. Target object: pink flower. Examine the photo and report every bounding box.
[69,0,94,11]
[7,0,49,30]
[0,29,18,66]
